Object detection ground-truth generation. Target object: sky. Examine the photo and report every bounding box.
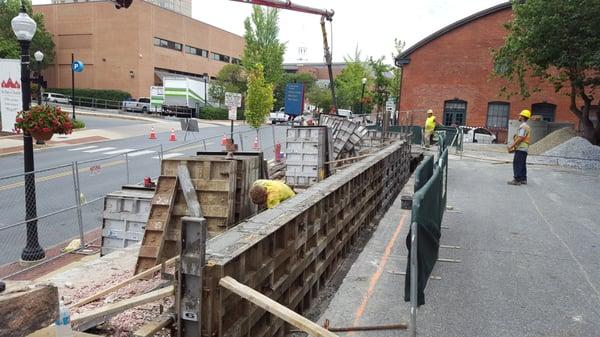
[32,0,507,64]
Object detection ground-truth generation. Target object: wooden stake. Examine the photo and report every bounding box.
[219,276,339,337]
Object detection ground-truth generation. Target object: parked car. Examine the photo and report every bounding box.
[122,97,151,113]
[43,92,70,104]
[269,107,289,124]
[462,127,497,144]
[337,109,354,120]
[291,113,315,126]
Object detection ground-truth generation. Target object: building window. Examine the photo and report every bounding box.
[154,37,182,52]
[532,103,556,122]
[185,45,209,58]
[211,52,230,63]
[443,99,467,126]
[487,102,509,128]
[231,58,242,65]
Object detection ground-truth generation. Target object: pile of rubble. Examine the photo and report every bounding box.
[529,127,576,155]
[539,136,600,170]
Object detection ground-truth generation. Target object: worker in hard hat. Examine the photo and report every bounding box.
[507,109,532,185]
[249,179,295,209]
[423,109,437,148]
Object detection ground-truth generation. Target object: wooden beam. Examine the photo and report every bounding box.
[218,276,339,337]
[133,313,174,337]
[70,256,179,309]
[325,154,372,165]
[0,284,59,337]
[71,285,174,331]
[177,164,202,218]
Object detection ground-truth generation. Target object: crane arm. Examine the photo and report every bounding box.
[230,0,334,20]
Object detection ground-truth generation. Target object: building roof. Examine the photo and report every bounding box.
[395,2,512,66]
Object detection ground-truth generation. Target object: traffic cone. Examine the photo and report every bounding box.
[169,128,177,142]
[221,134,227,145]
[252,136,259,150]
[149,127,157,140]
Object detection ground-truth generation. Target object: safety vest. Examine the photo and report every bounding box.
[253,180,295,209]
[425,116,436,132]
[516,122,531,151]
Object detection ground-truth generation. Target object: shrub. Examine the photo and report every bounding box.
[15,105,73,135]
[72,119,86,129]
[47,88,132,102]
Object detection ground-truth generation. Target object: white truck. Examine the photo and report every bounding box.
[162,77,208,117]
[122,97,151,113]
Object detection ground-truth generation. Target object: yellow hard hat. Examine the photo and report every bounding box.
[427,109,433,114]
[519,109,531,119]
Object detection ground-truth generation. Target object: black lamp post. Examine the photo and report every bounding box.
[34,50,44,145]
[359,77,367,115]
[12,4,45,261]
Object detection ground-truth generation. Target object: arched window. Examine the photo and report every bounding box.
[532,103,556,122]
[487,102,510,128]
[443,99,467,126]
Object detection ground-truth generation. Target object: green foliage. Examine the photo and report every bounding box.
[242,6,285,86]
[0,0,55,67]
[335,59,372,111]
[72,119,85,129]
[15,104,73,135]
[369,57,393,109]
[200,106,228,120]
[493,0,600,144]
[48,88,132,102]
[306,85,333,113]
[389,38,406,101]
[208,64,247,105]
[273,72,316,109]
[245,64,273,129]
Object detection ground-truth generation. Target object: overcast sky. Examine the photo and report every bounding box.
[33,0,507,64]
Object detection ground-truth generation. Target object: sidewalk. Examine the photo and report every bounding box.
[316,148,600,336]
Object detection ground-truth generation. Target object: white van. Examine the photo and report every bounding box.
[337,109,353,120]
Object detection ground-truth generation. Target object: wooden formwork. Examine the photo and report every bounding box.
[199,140,411,337]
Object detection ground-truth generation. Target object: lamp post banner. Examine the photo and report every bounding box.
[0,59,22,132]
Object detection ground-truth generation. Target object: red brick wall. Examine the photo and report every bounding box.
[400,8,578,127]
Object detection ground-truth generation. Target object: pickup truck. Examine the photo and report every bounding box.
[268,107,289,124]
[122,97,151,113]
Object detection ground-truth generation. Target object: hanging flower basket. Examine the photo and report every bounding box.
[15,105,73,142]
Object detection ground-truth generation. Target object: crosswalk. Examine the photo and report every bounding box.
[66,145,185,160]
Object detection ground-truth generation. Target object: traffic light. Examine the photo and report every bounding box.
[113,0,133,9]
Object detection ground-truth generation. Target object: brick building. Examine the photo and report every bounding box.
[395,2,579,133]
[34,0,244,98]
[283,62,346,84]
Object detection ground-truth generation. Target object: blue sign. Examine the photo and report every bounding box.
[284,83,304,116]
[72,61,84,73]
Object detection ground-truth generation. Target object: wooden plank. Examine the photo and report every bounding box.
[133,313,174,337]
[219,276,339,337]
[27,325,99,337]
[0,284,59,337]
[178,164,202,218]
[71,286,175,331]
[70,256,179,309]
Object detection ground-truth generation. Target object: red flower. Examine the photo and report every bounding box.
[16,117,23,123]
[42,127,51,132]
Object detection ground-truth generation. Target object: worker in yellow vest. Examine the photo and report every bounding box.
[250,179,296,209]
[423,109,437,148]
[507,109,532,185]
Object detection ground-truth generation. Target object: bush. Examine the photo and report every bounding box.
[47,88,132,102]
[72,120,85,129]
[199,106,246,120]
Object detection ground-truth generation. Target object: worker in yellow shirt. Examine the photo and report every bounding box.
[424,109,437,148]
[249,179,296,209]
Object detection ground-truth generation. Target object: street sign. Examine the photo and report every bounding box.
[284,83,304,116]
[72,61,84,73]
[386,99,395,112]
[225,92,242,108]
[228,106,237,121]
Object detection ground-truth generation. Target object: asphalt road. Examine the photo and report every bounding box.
[0,121,288,265]
[77,114,149,129]
[317,153,600,336]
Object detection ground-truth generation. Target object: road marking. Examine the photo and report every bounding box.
[154,153,184,159]
[103,148,136,155]
[128,150,155,157]
[68,146,97,151]
[83,147,116,153]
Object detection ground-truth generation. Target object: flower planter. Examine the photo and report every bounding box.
[30,130,54,142]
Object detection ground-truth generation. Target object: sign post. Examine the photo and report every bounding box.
[71,54,84,120]
[225,92,242,141]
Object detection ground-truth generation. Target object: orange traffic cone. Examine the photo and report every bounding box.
[149,127,157,140]
[252,136,259,150]
[221,134,227,145]
[169,128,177,142]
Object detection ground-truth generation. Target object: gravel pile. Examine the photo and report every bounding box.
[529,128,576,155]
[539,136,600,170]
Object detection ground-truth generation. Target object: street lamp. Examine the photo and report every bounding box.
[34,51,44,145]
[12,4,45,261]
[359,77,367,116]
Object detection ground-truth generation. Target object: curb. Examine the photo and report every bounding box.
[76,110,168,123]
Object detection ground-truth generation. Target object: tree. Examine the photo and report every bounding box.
[0,0,55,67]
[368,56,392,114]
[306,84,333,113]
[208,64,247,105]
[273,72,316,110]
[245,63,273,130]
[389,39,406,102]
[493,0,600,145]
[242,6,285,87]
[335,60,372,112]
